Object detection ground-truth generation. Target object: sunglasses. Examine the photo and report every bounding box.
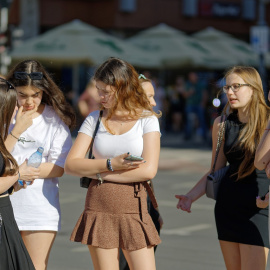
[0,77,15,91]
[14,72,43,80]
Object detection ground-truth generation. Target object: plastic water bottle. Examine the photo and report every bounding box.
[18,147,44,186]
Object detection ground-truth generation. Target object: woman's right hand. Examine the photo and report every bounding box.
[175,194,192,213]
[12,106,37,136]
[111,153,145,171]
[18,160,40,182]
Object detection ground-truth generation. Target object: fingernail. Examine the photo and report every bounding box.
[127,152,130,154]
[144,161,146,163]
[256,196,260,199]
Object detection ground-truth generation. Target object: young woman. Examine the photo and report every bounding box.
[119,74,164,270]
[139,74,164,234]
[175,66,270,270]
[5,60,75,270]
[65,58,161,270]
[0,77,38,269]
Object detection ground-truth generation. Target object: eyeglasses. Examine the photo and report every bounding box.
[14,72,43,80]
[223,83,250,93]
[0,77,15,91]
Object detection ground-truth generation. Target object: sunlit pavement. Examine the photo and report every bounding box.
[47,138,269,270]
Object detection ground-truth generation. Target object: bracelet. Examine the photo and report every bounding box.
[17,171,20,181]
[107,158,114,171]
[10,131,19,140]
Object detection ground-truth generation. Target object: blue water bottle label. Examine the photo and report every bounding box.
[18,180,24,186]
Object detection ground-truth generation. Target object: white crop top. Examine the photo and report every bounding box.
[79,110,160,158]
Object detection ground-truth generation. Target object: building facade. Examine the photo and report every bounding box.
[7,0,270,41]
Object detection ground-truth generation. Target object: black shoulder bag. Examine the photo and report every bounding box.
[80,110,103,188]
[205,115,229,200]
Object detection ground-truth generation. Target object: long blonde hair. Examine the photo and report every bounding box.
[223,66,270,180]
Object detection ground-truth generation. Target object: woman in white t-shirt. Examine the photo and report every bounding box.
[65,57,161,270]
[5,60,75,270]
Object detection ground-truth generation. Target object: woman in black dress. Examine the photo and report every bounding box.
[175,66,270,270]
[0,77,39,269]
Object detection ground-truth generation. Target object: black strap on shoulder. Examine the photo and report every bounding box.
[211,114,226,175]
[88,110,103,159]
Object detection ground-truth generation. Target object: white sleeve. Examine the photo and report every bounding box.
[143,115,160,135]
[48,122,72,168]
[78,110,100,138]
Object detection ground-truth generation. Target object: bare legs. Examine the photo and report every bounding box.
[219,240,269,270]
[88,245,156,270]
[21,231,57,270]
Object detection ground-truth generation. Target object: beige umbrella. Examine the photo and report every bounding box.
[127,23,234,69]
[10,20,161,103]
[192,27,260,67]
[11,19,161,69]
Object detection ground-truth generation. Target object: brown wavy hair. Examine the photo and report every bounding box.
[0,79,18,175]
[93,58,160,130]
[6,60,76,130]
[223,66,270,180]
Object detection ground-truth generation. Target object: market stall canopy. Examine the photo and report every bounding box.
[192,27,261,67]
[10,19,161,69]
[127,23,235,69]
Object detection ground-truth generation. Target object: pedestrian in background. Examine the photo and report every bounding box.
[183,72,208,141]
[0,77,38,269]
[118,74,163,270]
[176,66,270,270]
[77,79,100,118]
[65,57,161,270]
[5,59,75,270]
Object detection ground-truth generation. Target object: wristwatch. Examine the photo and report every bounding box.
[96,173,104,184]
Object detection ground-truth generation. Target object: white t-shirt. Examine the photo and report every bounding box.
[9,105,72,231]
[79,110,160,158]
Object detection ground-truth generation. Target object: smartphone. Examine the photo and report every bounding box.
[124,155,144,161]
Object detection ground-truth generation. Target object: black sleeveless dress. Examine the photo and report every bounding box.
[0,152,35,269]
[215,113,269,248]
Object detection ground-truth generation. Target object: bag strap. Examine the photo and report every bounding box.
[88,110,103,159]
[143,181,158,209]
[210,115,226,175]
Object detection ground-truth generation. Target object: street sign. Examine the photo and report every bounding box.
[250,25,270,54]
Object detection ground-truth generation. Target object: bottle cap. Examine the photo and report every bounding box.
[37,147,44,153]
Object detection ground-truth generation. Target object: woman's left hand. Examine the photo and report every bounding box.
[111,153,145,171]
[256,192,269,208]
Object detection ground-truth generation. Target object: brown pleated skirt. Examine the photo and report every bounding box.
[70,180,161,250]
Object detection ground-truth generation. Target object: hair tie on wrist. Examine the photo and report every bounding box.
[17,171,20,181]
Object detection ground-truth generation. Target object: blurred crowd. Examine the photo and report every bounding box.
[75,71,228,143]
